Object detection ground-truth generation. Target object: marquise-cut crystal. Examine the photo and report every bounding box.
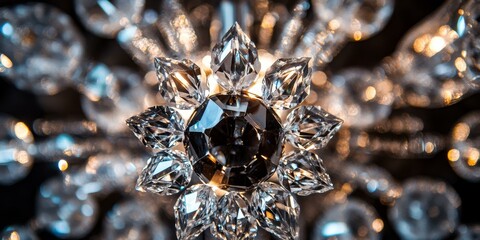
[136,150,192,195]
[278,150,333,196]
[262,57,312,109]
[211,192,257,240]
[174,184,217,240]
[211,23,261,92]
[155,57,207,109]
[126,106,184,149]
[250,182,300,240]
[285,106,342,150]
[185,94,283,190]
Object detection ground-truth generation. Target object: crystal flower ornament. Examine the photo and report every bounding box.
[126,23,342,240]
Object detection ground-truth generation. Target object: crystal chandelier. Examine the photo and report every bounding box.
[1,0,480,240]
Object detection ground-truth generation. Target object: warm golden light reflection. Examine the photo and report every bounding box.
[448,149,460,162]
[353,31,363,41]
[425,141,435,154]
[428,36,447,55]
[14,122,32,143]
[454,57,467,72]
[372,218,384,232]
[0,53,13,69]
[15,150,30,165]
[363,86,377,101]
[312,71,327,86]
[466,147,479,166]
[7,231,20,240]
[452,122,470,141]
[58,159,69,171]
[341,183,353,193]
[328,19,340,31]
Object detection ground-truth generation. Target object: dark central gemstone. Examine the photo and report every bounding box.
[184,93,283,190]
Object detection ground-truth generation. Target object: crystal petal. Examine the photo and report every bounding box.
[262,57,312,109]
[174,184,217,240]
[211,23,261,92]
[155,57,207,109]
[278,150,333,196]
[126,106,184,149]
[285,106,342,150]
[136,150,192,195]
[250,182,300,240]
[211,192,257,240]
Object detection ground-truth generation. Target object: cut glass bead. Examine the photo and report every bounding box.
[211,192,257,240]
[136,150,192,195]
[126,106,184,149]
[250,182,300,240]
[185,94,283,191]
[285,106,342,150]
[278,150,333,196]
[211,23,261,92]
[262,57,312,109]
[155,57,207,109]
[174,184,217,240]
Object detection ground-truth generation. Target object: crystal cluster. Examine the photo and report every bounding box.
[127,23,342,240]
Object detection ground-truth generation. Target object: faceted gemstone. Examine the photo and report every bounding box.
[136,150,192,195]
[313,199,381,240]
[155,57,207,109]
[185,94,283,191]
[0,3,84,95]
[285,106,342,150]
[389,178,460,240]
[82,66,148,133]
[74,0,145,37]
[315,68,393,128]
[36,177,98,239]
[1,225,38,240]
[449,111,480,181]
[211,192,257,240]
[277,150,333,196]
[250,182,300,240]
[174,184,217,240]
[103,200,169,240]
[127,106,184,149]
[211,23,261,92]
[262,57,312,109]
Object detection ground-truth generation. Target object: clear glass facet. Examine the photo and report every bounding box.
[278,150,333,196]
[136,150,193,195]
[126,106,184,149]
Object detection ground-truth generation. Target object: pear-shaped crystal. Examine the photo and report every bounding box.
[211,23,260,92]
[155,57,207,109]
[262,58,312,109]
[174,184,217,240]
[136,150,192,195]
[211,192,257,240]
[278,150,333,196]
[250,182,300,240]
[126,106,184,149]
[285,106,342,150]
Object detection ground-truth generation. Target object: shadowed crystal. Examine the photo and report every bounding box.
[250,182,300,240]
[278,150,333,196]
[155,57,207,109]
[126,106,184,149]
[211,192,257,240]
[174,184,217,240]
[285,106,342,150]
[136,150,192,195]
[185,94,283,191]
[262,57,312,109]
[211,23,261,92]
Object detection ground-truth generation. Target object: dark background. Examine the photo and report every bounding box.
[1,0,479,239]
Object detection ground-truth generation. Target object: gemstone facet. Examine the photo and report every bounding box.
[262,57,312,109]
[285,106,342,150]
[211,192,257,240]
[174,184,217,240]
[250,182,300,240]
[185,94,283,190]
[211,23,261,92]
[126,106,184,149]
[278,150,333,196]
[155,57,208,109]
[136,150,193,195]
